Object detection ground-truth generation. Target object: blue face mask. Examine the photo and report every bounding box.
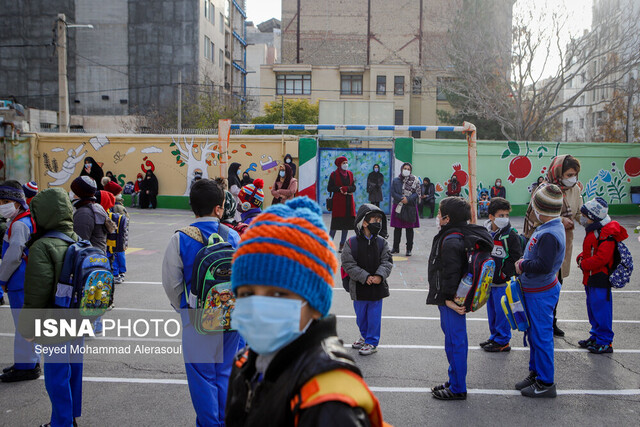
[233,295,307,355]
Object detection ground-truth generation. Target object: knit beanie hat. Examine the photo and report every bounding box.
[23,181,38,201]
[238,178,264,210]
[581,197,609,222]
[104,181,123,196]
[222,190,237,221]
[71,176,97,199]
[531,183,563,217]
[231,197,338,317]
[335,156,348,168]
[0,184,27,210]
[95,190,115,212]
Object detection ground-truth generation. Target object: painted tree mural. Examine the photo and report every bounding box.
[170,136,220,196]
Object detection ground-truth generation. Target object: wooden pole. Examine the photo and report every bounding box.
[57,14,69,133]
[218,119,231,178]
[463,121,478,224]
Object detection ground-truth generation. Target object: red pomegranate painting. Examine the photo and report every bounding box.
[624,157,640,177]
[508,156,532,183]
[451,163,469,186]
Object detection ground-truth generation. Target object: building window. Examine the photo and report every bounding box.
[567,78,573,89]
[204,36,211,59]
[210,41,215,63]
[394,76,404,95]
[276,74,311,95]
[204,1,208,19]
[436,77,451,100]
[412,77,422,95]
[210,2,215,24]
[376,75,386,95]
[580,95,585,105]
[580,118,584,129]
[219,49,224,68]
[395,109,404,125]
[220,13,224,33]
[341,74,363,95]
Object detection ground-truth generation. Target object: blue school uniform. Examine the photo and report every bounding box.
[519,218,566,384]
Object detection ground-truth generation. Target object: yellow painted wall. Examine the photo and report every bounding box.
[32,133,298,203]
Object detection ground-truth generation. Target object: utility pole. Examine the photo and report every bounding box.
[627,77,635,143]
[57,13,69,133]
[177,70,182,134]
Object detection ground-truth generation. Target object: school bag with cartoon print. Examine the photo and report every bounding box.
[178,224,236,334]
[501,276,529,331]
[45,231,114,318]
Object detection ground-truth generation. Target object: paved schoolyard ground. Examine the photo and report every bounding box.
[1,208,639,426]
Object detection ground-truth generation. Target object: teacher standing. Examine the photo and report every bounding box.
[327,156,356,252]
[390,162,421,256]
[367,164,384,207]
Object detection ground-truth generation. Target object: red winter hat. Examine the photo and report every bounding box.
[335,156,348,168]
[95,190,115,212]
[104,181,123,196]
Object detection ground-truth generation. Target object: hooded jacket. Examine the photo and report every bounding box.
[427,223,493,305]
[366,165,384,203]
[18,188,79,340]
[578,220,629,288]
[73,201,110,253]
[271,164,298,204]
[341,204,393,301]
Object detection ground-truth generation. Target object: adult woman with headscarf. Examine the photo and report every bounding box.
[524,154,583,337]
[419,177,435,218]
[490,178,506,199]
[284,153,297,177]
[271,163,298,204]
[446,174,461,197]
[327,156,356,251]
[139,169,159,209]
[390,163,421,256]
[80,157,105,190]
[367,164,384,207]
[241,171,254,186]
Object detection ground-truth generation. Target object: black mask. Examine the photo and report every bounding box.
[367,222,382,235]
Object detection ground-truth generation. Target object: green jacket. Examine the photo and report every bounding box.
[18,188,78,341]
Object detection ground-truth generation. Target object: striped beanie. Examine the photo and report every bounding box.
[532,183,563,217]
[0,184,27,210]
[238,178,264,210]
[23,181,38,201]
[231,197,338,317]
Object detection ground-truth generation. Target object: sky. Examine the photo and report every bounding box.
[245,0,281,25]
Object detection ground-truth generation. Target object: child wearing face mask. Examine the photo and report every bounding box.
[161,179,242,426]
[226,197,388,426]
[0,181,41,382]
[576,197,628,354]
[341,204,393,356]
[479,197,523,353]
[514,184,566,398]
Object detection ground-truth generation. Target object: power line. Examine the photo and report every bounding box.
[0,43,52,48]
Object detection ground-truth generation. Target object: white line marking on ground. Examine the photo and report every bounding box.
[342,343,640,353]
[335,315,640,324]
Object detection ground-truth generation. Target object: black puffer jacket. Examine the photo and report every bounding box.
[427,223,493,305]
[226,315,369,427]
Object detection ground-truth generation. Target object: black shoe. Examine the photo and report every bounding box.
[521,379,557,398]
[431,381,450,392]
[0,364,41,382]
[515,371,537,390]
[405,250,412,257]
[2,364,15,374]
[479,339,493,348]
[553,325,565,337]
[578,337,596,348]
[588,343,613,354]
[483,341,511,352]
[391,248,399,254]
[0,296,5,305]
[432,386,467,400]
[339,243,344,253]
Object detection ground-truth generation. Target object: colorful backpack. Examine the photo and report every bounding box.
[45,231,114,318]
[179,225,236,335]
[609,240,633,288]
[501,276,529,331]
[106,211,128,254]
[123,182,135,195]
[445,231,495,312]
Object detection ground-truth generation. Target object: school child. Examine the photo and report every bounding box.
[162,179,242,426]
[226,197,388,426]
[221,190,249,236]
[132,172,144,207]
[105,181,129,282]
[341,204,393,356]
[0,181,40,382]
[22,181,39,205]
[480,197,523,353]
[18,188,84,427]
[427,196,493,400]
[514,184,566,398]
[576,197,628,354]
[237,179,264,225]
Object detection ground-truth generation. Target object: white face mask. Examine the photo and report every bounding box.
[341,163,348,170]
[562,176,578,187]
[579,216,590,227]
[493,217,509,229]
[285,158,291,163]
[402,169,410,177]
[374,167,379,172]
[436,215,441,230]
[0,203,18,219]
[496,181,502,186]
[279,171,286,177]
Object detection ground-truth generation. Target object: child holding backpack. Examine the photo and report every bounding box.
[341,204,393,356]
[480,197,523,353]
[576,197,629,354]
[427,197,493,400]
[0,181,40,383]
[105,181,129,283]
[514,184,566,398]
[161,179,242,426]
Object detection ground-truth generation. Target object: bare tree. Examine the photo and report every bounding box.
[435,1,640,141]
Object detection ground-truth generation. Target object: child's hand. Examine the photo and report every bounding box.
[446,300,466,315]
[366,276,375,285]
[576,255,583,267]
[515,259,524,275]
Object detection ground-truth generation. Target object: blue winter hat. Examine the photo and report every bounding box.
[0,185,27,210]
[231,197,338,317]
[581,197,609,222]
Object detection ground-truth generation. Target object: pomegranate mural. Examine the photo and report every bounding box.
[624,157,640,177]
[502,141,533,183]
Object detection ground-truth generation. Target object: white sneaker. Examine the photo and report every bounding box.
[359,343,377,355]
[352,337,365,350]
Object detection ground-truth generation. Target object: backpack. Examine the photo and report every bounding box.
[501,276,529,331]
[341,236,385,291]
[444,230,495,312]
[178,224,236,335]
[608,239,633,289]
[107,211,128,254]
[123,182,135,195]
[45,231,114,318]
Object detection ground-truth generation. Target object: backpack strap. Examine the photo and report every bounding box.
[176,226,205,245]
[42,231,81,285]
[7,210,36,239]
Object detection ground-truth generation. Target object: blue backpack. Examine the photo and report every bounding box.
[107,211,128,254]
[45,231,114,318]
[609,240,633,289]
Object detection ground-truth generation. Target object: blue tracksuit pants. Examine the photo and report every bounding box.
[353,300,383,346]
[43,338,84,427]
[112,251,127,276]
[585,286,614,345]
[8,290,40,369]
[438,305,468,393]
[487,286,512,345]
[523,283,560,384]
[183,324,240,426]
